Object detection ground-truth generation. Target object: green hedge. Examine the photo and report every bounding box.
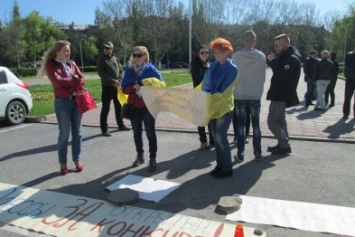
[9,66,100,77]
[10,68,38,77]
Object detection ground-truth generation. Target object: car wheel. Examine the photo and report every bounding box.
[5,101,27,125]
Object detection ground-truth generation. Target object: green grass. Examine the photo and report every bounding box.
[28,69,192,116]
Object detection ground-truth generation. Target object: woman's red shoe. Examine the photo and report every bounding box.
[60,168,68,175]
[76,164,83,172]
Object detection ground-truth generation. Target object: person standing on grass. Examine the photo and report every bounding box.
[232,30,266,162]
[190,45,215,150]
[202,38,238,179]
[97,41,130,137]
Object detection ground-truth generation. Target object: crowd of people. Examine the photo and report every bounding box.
[38,32,355,178]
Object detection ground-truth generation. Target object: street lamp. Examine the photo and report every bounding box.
[79,38,85,73]
[188,0,192,66]
[342,25,347,68]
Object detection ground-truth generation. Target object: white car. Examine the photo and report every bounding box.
[0,66,33,125]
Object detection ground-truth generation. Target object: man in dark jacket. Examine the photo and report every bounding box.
[97,41,130,137]
[303,50,319,106]
[266,34,301,155]
[325,52,339,107]
[342,46,355,120]
[313,50,335,111]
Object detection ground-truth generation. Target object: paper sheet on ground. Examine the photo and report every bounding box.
[140,86,210,127]
[105,174,181,202]
[0,182,251,237]
[226,194,355,236]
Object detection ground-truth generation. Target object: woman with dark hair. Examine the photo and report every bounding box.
[202,38,238,178]
[190,45,214,150]
[38,40,84,175]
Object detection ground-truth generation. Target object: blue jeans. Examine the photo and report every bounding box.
[209,111,233,170]
[55,98,82,164]
[130,106,157,159]
[235,100,262,157]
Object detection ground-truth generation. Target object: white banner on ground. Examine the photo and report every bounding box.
[0,182,248,237]
[226,194,355,236]
[140,87,210,127]
[105,174,181,202]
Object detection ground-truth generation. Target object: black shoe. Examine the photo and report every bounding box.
[210,166,222,176]
[271,146,292,155]
[233,154,244,163]
[148,159,157,172]
[328,104,334,107]
[342,115,349,120]
[211,169,233,178]
[119,125,130,131]
[200,142,211,150]
[255,154,263,161]
[132,154,144,167]
[102,131,111,137]
[267,144,279,152]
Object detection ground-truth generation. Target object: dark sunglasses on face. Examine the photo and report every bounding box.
[200,51,209,55]
[133,53,144,58]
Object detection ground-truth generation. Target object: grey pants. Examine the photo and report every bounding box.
[267,101,289,147]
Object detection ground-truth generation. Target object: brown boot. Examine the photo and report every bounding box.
[132,153,144,167]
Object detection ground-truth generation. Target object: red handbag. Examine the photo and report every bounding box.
[75,87,96,113]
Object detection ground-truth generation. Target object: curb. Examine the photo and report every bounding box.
[25,116,46,123]
[40,119,355,144]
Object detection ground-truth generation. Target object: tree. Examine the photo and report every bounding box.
[1,0,25,67]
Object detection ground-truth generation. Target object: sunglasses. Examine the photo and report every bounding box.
[200,51,209,55]
[133,53,144,58]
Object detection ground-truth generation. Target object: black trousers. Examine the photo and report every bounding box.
[198,123,214,144]
[325,78,338,105]
[100,85,123,132]
[342,78,355,117]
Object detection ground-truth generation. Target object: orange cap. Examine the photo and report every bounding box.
[234,224,244,237]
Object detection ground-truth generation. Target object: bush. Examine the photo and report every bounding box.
[82,66,97,72]
[10,67,38,77]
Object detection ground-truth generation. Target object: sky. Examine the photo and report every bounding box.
[0,0,352,25]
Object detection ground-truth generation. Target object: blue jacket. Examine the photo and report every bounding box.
[202,58,238,94]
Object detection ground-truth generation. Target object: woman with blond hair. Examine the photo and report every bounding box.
[202,38,238,178]
[38,40,84,175]
[121,46,164,172]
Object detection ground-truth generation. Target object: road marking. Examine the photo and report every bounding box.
[0,123,33,134]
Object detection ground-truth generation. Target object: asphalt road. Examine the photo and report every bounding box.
[0,122,354,236]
